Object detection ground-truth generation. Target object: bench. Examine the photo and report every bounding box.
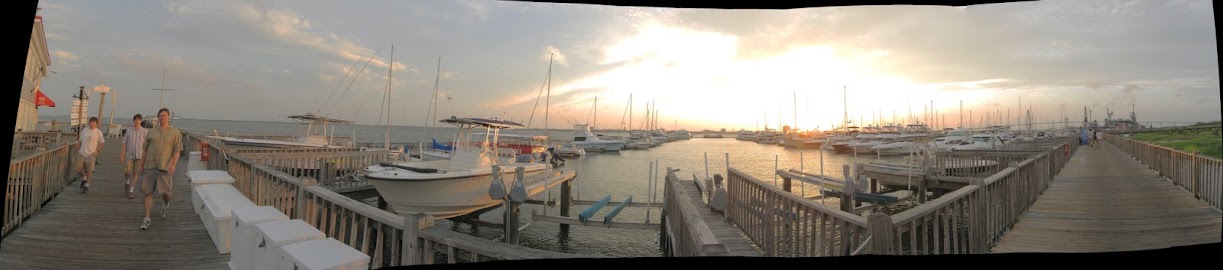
[229,206,290,270]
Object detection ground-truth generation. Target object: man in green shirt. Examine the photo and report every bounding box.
[137,108,183,230]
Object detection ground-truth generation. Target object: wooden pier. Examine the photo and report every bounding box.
[2,142,230,269]
[991,136,1222,253]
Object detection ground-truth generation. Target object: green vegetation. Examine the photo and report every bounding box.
[1128,128,1222,159]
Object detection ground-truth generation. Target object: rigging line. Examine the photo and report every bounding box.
[525,60,551,129]
[323,48,375,114]
[326,46,384,118]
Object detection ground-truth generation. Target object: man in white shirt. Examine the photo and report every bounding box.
[75,117,106,193]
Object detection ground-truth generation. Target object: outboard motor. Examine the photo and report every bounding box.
[515,154,535,163]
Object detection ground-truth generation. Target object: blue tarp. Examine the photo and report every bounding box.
[432,138,454,151]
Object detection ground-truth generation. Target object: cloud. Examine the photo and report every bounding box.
[458,0,489,21]
[52,50,79,61]
[543,46,569,67]
[164,1,195,15]
[113,51,219,88]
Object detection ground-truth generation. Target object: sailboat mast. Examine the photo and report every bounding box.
[545,54,553,139]
[431,57,441,140]
[384,44,394,149]
[842,85,848,129]
[629,94,632,130]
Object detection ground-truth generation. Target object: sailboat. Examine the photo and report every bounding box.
[361,117,552,219]
[420,58,453,160]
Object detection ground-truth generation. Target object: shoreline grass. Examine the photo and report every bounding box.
[1127,128,1222,159]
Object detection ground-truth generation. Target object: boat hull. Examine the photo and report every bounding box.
[364,164,550,219]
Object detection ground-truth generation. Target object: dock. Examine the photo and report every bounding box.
[2,142,230,269]
[990,139,1222,253]
[676,176,760,256]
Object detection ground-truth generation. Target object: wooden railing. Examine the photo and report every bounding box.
[4,141,78,238]
[223,153,594,267]
[1102,133,1222,209]
[724,167,870,257]
[869,137,1078,254]
[10,132,76,158]
[931,149,1047,179]
[661,167,729,256]
[237,150,390,192]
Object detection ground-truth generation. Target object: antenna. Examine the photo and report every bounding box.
[151,67,176,110]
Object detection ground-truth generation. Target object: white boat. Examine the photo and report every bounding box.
[871,124,935,156]
[361,117,552,219]
[554,142,586,157]
[206,113,352,149]
[572,124,625,152]
[667,130,692,140]
[930,128,974,151]
[735,131,757,141]
[949,133,1010,151]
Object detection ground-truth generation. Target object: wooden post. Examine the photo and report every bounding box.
[841,164,855,212]
[868,213,894,255]
[781,175,792,193]
[560,177,571,233]
[296,177,318,220]
[402,213,435,265]
[870,178,878,194]
[917,175,926,204]
[970,179,987,253]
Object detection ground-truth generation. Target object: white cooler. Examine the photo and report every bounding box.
[277,238,370,270]
[229,206,290,270]
[187,151,206,171]
[254,219,326,270]
[187,170,236,215]
[200,185,257,254]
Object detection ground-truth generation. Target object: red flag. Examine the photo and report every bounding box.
[35,89,55,107]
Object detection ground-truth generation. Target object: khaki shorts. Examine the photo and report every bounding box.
[140,169,173,196]
[73,153,96,175]
[124,159,142,176]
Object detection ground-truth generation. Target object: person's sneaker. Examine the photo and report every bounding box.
[140,217,151,230]
[83,183,90,193]
[161,202,170,218]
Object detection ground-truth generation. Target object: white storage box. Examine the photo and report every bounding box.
[187,170,235,187]
[188,151,206,171]
[188,170,237,215]
[254,219,326,270]
[277,238,370,270]
[200,185,258,254]
[229,206,290,270]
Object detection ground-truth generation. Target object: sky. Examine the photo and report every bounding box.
[30,0,1221,131]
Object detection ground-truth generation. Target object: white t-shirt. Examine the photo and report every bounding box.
[78,127,106,156]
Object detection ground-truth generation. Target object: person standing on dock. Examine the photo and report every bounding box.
[120,114,148,199]
[74,117,106,193]
[138,108,183,230]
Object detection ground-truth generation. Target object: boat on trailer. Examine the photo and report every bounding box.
[360,117,554,219]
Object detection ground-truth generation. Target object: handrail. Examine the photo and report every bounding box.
[1102,132,1221,209]
[5,141,78,238]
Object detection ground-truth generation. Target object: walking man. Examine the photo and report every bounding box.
[139,108,183,230]
[120,114,148,199]
[74,117,105,193]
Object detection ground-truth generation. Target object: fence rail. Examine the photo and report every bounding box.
[4,141,78,238]
[661,167,729,256]
[724,167,870,257]
[1102,133,1222,209]
[224,152,594,267]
